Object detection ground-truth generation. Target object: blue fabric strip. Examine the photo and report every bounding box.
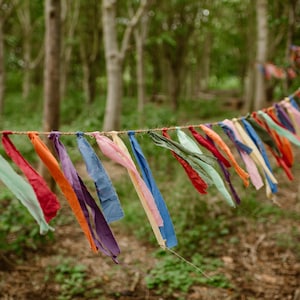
[241,119,277,194]
[128,131,177,248]
[76,132,124,223]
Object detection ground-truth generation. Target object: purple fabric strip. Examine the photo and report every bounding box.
[49,132,120,262]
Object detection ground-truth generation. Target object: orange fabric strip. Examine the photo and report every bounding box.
[28,132,97,253]
[199,125,249,187]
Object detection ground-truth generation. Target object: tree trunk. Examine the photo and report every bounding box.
[0,19,4,125]
[21,0,32,99]
[41,0,61,185]
[60,0,79,100]
[134,13,148,126]
[254,0,268,110]
[102,0,148,131]
[80,43,96,105]
[102,0,122,131]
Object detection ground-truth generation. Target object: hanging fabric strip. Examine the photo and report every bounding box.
[281,100,300,135]
[92,132,166,248]
[241,119,278,192]
[232,119,278,197]
[160,129,210,193]
[252,111,294,168]
[188,127,231,167]
[258,111,300,147]
[265,108,295,167]
[27,132,97,252]
[198,124,250,187]
[2,133,60,222]
[176,128,235,207]
[76,132,124,223]
[245,116,281,156]
[0,154,53,234]
[219,120,264,190]
[250,111,294,180]
[128,131,177,248]
[274,103,296,133]
[290,97,300,110]
[160,129,215,184]
[189,126,242,203]
[49,132,120,261]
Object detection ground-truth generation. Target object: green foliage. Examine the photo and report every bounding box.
[146,252,230,297]
[45,259,103,300]
[0,189,54,256]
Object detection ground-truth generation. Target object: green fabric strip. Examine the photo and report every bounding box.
[176,128,235,207]
[0,155,53,234]
[258,111,300,147]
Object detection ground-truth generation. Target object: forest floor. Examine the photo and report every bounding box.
[0,158,300,300]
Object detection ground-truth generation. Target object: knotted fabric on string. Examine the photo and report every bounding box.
[252,111,294,169]
[264,108,294,167]
[198,124,250,187]
[128,131,177,248]
[49,132,120,262]
[92,132,165,248]
[189,125,242,203]
[219,120,264,190]
[241,119,278,192]
[76,132,124,223]
[188,127,231,168]
[161,129,211,191]
[176,128,235,207]
[281,100,300,136]
[27,132,97,252]
[258,110,300,147]
[2,133,60,222]
[274,103,296,133]
[232,119,278,197]
[0,154,53,234]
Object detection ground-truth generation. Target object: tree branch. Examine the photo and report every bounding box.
[120,0,148,60]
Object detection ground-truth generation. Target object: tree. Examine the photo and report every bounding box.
[78,0,101,105]
[14,0,44,99]
[60,0,80,100]
[253,0,268,110]
[131,6,149,125]
[41,0,61,184]
[102,0,148,131]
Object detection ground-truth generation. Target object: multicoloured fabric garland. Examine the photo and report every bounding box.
[1,89,300,260]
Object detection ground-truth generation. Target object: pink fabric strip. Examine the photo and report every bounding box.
[222,120,264,190]
[92,132,163,227]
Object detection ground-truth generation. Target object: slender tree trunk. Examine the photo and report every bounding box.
[254,0,268,110]
[134,13,148,126]
[102,0,148,131]
[0,19,4,124]
[60,0,79,99]
[102,0,122,130]
[244,2,256,112]
[80,43,96,105]
[21,0,32,99]
[41,0,61,185]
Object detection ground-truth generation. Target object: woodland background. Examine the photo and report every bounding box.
[0,0,300,299]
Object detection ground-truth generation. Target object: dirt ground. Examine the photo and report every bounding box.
[0,159,300,300]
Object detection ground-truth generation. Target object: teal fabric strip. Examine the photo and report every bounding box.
[258,111,300,147]
[0,155,53,234]
[176,128,235,207]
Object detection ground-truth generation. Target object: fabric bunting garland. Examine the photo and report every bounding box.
[1,88,300,260]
